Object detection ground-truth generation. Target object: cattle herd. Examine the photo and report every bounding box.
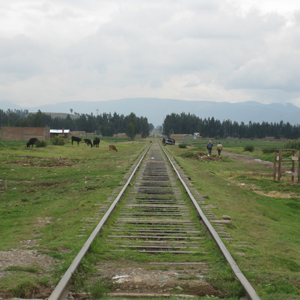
[72,136,101,148]
[26,136,118,152]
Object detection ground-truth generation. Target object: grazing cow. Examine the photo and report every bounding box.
[71,136,82,145]
[84,138,93,148]
[93,137,100,148]
[109,145,118,152]
[27,138,38,148]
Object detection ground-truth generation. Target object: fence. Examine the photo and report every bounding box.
[273,149,300,182]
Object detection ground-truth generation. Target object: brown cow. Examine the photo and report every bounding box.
[109,145,118,152]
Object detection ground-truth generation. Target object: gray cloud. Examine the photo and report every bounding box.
[0,0,299,108]
[0,36,44,80]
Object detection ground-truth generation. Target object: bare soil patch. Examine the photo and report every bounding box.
[222,151,300,198]
[0,250,56,298]
[22,180,71,193]
[34,216,54,228]
[255,190,298,198]
[181,152,225,162]
[94,261,220,297]
[222,151,273,168]
[0,156,82,167]
[0,249,55,273]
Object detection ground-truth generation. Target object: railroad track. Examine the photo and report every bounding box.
[49,142,260,300]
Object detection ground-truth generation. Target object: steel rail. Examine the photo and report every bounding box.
[160,144,261,300]
[48,143,152,300]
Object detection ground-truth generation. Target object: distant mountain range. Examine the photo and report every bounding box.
[1,98,300,126]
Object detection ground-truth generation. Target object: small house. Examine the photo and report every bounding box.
[50,129,70,138]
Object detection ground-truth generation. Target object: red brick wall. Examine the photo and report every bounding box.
[70,131,86,136]
[1,127,50,141]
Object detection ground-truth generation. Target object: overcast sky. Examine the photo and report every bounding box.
[1,0,300,108]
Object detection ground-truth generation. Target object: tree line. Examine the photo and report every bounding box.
[163,113,300,139]
[0,109,154,139]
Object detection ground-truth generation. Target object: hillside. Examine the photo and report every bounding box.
[1,98,300,126]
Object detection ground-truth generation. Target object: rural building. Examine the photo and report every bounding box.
[183,135,194,139]
[171,134,202,139]
[226,137,239,140]
[113,133,142,138]
[170,134,185,139]
[50,129,70,138]
[114,133,127,137]
[1,126,50,141]
[69,131,86,136]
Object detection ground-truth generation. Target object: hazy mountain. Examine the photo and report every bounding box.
[0,100,25,111]
[1,98,300,126]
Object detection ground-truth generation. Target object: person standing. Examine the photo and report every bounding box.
[207,140,213,155]
[217,142,223,156]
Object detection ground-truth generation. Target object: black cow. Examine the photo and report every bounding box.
[84,138,93,148]
[71,136,82,145]
[27,138,38,148]
[93,137,100,148]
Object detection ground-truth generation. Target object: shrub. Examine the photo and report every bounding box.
[262,147,276,154]
[52,137,65,146]
[284,140,300,150]
[244,144,254,152]
[178,143,187,148]
[86,278,114,299]
[36,140,47,147]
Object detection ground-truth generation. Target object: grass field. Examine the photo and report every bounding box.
[1,136,300,299]
[164,138,300,299]
[0,136,149,298]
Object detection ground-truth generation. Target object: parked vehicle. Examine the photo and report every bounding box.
[165,138,175,145]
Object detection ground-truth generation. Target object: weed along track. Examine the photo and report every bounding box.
[49,143,260,300]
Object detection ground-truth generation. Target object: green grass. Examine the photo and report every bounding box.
[4,266,40,274]
[0,273,49,298]
[165,141,300,299]
[2,137,300,299]
[0,137,149,296]
[86,278,114,299]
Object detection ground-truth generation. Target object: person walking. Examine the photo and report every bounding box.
[217,142,223,156]
[207,140,213,156]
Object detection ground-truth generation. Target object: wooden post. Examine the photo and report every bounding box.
[273,149,298,182]
[292,150,295,182]
[278,150,282,181]
[273,150,277,180]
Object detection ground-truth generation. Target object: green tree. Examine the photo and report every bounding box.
[140,117,150,138]
[33,110,44,127]
[101,122,115,136]
[7,116,12,127]
[126,122,137,140]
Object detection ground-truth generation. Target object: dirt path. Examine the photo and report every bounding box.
[221,150,273,168]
